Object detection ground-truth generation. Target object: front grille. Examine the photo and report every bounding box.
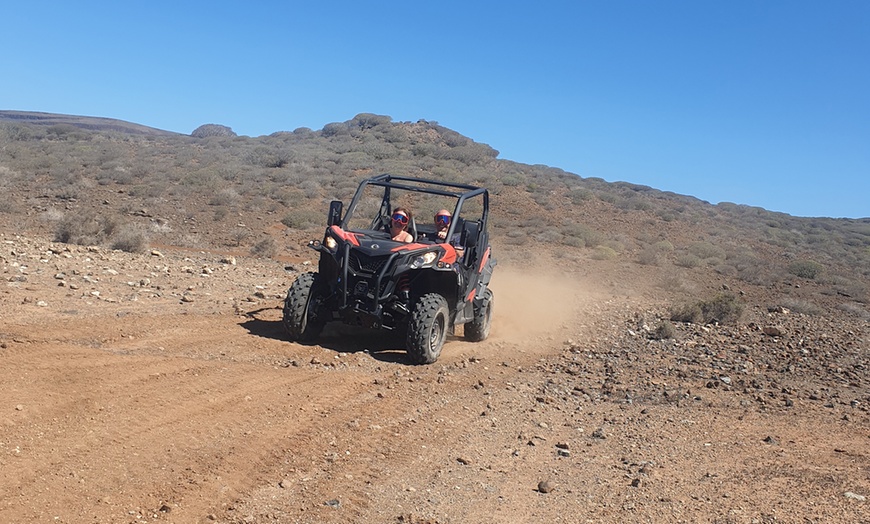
[349,252,388,274]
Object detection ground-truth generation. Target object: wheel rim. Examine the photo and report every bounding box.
[429,313,445,351]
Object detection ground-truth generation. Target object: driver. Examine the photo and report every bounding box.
[435,209,452,241]
[390,207,413,243]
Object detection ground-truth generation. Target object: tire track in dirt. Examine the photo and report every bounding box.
[0,312,378,523]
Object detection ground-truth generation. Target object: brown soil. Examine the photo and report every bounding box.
[1,233,868,524]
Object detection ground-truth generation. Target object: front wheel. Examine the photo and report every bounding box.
[464,288,493,342]
[283,272,327,342]
[406,293,449,364]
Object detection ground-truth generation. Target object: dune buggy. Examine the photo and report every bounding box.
[283,174,496,364]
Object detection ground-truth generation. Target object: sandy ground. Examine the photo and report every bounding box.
[1,235,868,524]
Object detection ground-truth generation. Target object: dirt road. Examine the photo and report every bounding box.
[1,235,868,523]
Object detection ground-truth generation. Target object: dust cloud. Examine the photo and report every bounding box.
[486,265,586,342]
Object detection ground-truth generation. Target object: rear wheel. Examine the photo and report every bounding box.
[465,288,493,342]
[283,272,327,342]
[407,293,449,364]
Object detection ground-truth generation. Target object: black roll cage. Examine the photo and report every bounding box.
[340,174,490,244]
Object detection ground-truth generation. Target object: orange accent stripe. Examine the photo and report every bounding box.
[439,244,457,265]
[330,225,360,246]
[466,288,477,302]
[391,242,430,252]
[477,247,491,273]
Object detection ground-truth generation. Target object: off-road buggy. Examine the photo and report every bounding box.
[283,174,496,364]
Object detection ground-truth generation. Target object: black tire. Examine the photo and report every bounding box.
[406,293,449,364]
[465,288,493,342]
[283,272,327,342]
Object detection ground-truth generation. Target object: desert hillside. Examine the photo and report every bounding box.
[0,112,868,523]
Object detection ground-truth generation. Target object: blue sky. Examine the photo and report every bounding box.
[2,1,868,218]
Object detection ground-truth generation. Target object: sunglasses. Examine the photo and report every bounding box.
[435,214,451,226]
[391,213,409,225]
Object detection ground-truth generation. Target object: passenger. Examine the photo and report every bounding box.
[434,209,464,258]
[390,207,413,243]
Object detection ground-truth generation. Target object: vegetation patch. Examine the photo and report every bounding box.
[788,259,825,280]
[777,297,824,316]
[649,320,676,340]
[670,292,744,325]
[590,245,618,260]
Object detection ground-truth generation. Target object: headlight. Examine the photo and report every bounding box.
[324,236,338,250]
[410,251,438,269]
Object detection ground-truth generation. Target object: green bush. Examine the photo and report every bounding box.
[788,259,824,279]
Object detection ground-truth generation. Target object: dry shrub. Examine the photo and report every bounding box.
[281,209,321,230]
[653,240,674,252]
[777,297,823,316]
[110,226,148,253]
[636,246,661,266]
[591,245,618,260]
[55,210,119,246]
[250,237,277,258]
[688,241,725,260]
[658,272,695,294]
[649,320,676,340]
[714,263,738,277]
[504,230,528,245]
[837,302,870,319]
[670,292,744,324]
[561,224,605,248]
[675,253,702,268]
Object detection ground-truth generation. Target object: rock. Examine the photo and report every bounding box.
[150,250,164,258]
[763,326,784,337]
[844,491,866,501]
[537,479,556,493]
